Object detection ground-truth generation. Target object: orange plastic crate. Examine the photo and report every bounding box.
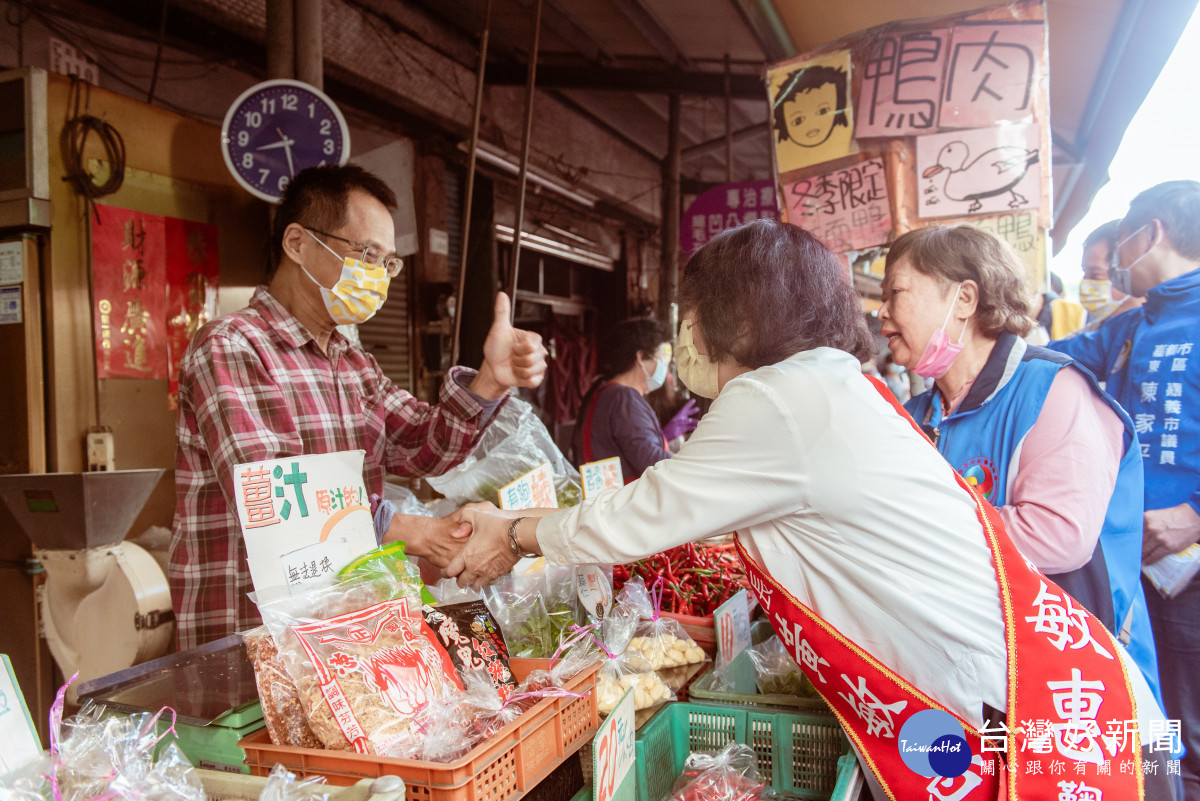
[239,658,599,801]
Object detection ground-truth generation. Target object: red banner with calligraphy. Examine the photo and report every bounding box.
[91,205,219,403]
[92,205,169,379]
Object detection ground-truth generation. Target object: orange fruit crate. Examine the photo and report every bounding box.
[239,658,599,801]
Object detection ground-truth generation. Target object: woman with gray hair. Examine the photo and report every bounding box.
[879,224,1162,715]
[444,219,1164,800]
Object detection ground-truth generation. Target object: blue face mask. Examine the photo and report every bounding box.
[645,357,668,393]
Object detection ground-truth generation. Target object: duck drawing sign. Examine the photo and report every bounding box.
[916,123,1040,219]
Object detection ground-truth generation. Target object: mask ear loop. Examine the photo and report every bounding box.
[941,282,967,345]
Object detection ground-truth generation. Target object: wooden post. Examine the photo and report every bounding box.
[507,0,543,320]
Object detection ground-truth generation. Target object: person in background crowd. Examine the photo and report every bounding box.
[170,164,547,649]
[1027,271,1086,344]
[446,219,1170,801]
[879,353,909,403]
[572,318,699,480]
[879,225,1162,710]
[1050,180,1200,796]
[1078,219,1145,330]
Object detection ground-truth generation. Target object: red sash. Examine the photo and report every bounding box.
[735,376,1143,800]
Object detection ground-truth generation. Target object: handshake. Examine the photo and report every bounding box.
[381,503,541,590]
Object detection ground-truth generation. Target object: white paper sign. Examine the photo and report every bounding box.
[0,241,22,286]
[0,287,20,325]
[714,589,752,664]
[497,462,557,510]
[281,537,355,591]
[576,565,613,620]
[0,655,42,777]
[593,687,636,801]
[580,457,623,499]
[234,450,378,598]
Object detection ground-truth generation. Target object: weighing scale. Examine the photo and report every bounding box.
[0,470,175,695]
[76,635,264,773]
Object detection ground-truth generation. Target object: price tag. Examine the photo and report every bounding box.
[580,457,623,499]
[576,565,613,620]
[715,589,752,664]
[497,462,557,510]
[593,687,636,801]
[0,655,43,777]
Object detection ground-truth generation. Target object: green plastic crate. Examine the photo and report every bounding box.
[634,702,850,801]
[687,622,829,713]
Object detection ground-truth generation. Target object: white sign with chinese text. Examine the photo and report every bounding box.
[593,687,636,801]
[497,462,557,510]
[235,450,377,599]
[580,457,623,499]
[0,241,23,286]
[0,655,42,777]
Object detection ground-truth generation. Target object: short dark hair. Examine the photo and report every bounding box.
[268,164,398,276]
[1083,220,1121,253]
[598,318,673,378]
[681,219,874,367]
[1121,181,1200,260]
[771,65,849,143]
[885,226,1033,338]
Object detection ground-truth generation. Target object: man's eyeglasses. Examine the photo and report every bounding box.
[1110,223,1149,273]
[306,227,404,277]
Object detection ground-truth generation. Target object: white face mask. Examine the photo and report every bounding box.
[675,318,720,399]
[643,356,668,393]
[301,229,390,325]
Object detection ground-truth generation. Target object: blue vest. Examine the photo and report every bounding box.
[906,335,1162,702]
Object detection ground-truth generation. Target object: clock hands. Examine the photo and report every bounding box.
[256,129,297,177]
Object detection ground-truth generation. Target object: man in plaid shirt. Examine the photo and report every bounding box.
[170,165,547,649]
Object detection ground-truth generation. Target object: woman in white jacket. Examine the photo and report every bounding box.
[446,219,1171,801]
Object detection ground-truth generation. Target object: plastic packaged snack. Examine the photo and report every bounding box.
[259,574,463,757]
[244,625,323,748]
[617,577,706,669]
[589,608,674,714]
[481,571,557,658]
[422,600,517,700]
[668,743,765,801]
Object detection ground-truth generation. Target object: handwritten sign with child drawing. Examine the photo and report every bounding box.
[917,124,1040,219]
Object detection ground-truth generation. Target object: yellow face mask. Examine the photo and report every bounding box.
[301,229,390,325]
[675,317,720,399]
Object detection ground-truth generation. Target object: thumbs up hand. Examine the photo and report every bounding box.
[470,292,548,398]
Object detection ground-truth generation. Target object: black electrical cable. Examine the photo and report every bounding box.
[59,76,126,219]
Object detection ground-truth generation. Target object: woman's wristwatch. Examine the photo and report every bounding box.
[507,516,540,559]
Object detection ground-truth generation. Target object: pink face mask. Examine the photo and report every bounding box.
[913,283,967,379]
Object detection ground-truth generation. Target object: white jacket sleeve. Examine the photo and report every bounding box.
[536,373,812,565]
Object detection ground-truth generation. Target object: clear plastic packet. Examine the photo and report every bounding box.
[338,541,435,605]
[426,396,582,508]
[481,571,554,658]
[258,763,331,801]
[425,578,483,605]
[421,601,517,700]
[618,577,706,670]
[546,624,605,686]
[258,573,463,757]
[589,611,674,714]
[747,636,819,698]
[244,625,323,748]
[0,752,52,801]
[668,743,765,801]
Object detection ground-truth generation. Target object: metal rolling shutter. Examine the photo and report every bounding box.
[358,272,412,391]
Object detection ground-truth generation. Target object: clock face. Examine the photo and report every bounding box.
[221,79,351,203]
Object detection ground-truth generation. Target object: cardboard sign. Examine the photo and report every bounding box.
[0,655,42,777]
[768,50,857,174]
[715,589,752,664]
[497,462,557,510]
[855,28,950,138]
[916,124,1041,219]
[580,457,623,499]
[234,450,377,599]
[783,158,892,252]
[593,687,636,801]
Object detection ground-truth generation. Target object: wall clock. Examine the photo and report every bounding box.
[220,79,351,203]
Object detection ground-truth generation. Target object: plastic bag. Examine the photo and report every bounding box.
[747,636,819,698]
[382,481,434,518]
[258,572,463,757]
[590,608,673,714]
[426,396,582,508]
[244,625,323,748]
[421,601,517,700]
[617,577,706,670]
[668,743,765,801]
[481,571,558,658]
[258,763,332,801]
